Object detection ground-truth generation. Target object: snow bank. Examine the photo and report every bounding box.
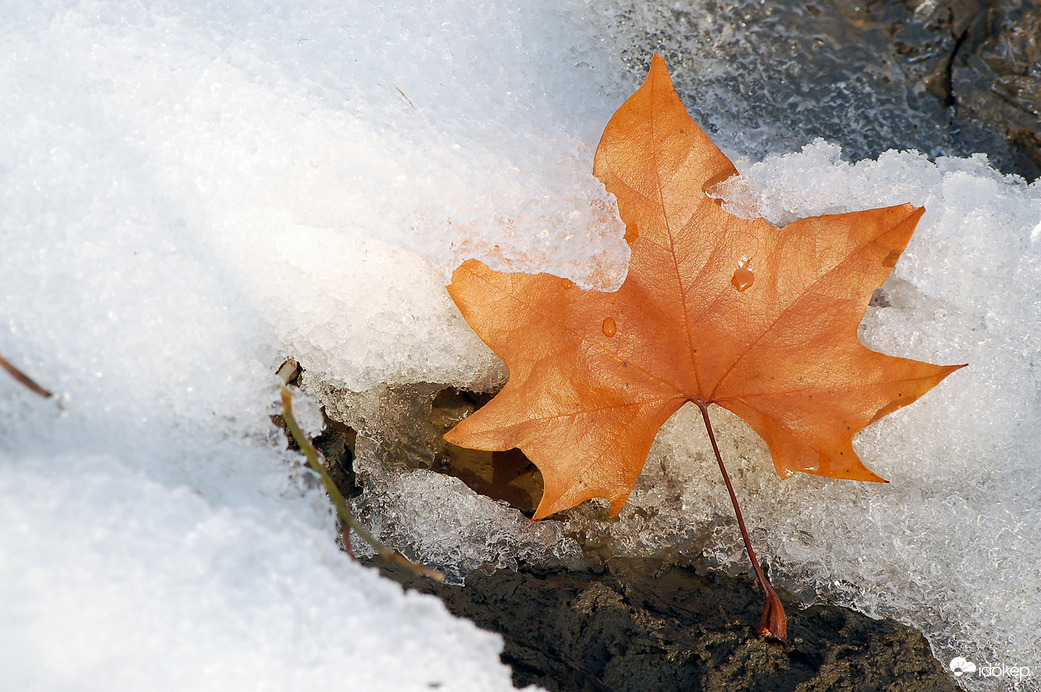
[0,452,514,691]
[2,0,1039,689]
[0,0,625,687]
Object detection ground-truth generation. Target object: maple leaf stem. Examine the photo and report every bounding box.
[697,401,788,643]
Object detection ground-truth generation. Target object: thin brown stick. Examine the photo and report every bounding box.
[697,401,787,642]
[392,84,416,110]
[0,353,53,398]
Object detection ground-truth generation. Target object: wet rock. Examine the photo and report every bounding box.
[947,1,1041,177]
[608,0,1040,180]
[375,556,958,692]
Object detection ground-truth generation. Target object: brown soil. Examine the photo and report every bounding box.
[374,556,959,692]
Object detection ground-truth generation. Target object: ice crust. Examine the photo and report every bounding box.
[3,0,1040,689]
[350,456,584,585]
[310,382,585,585]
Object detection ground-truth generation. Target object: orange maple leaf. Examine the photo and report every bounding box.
[444,55,964,638]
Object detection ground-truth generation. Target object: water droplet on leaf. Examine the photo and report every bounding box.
[602,317,617,337]
[732,258,754,292]
[560,278,574,290]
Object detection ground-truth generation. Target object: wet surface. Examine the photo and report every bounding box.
[608,0,1040,179]
[375,556,959,692]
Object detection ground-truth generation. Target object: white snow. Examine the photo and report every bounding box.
[0,0,626,688]
[0,453,513,691]
[2,0,1039,690]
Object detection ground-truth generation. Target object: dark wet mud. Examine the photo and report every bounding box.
[374,556,958,692]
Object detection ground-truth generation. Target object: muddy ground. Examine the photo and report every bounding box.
[373,556,958,692]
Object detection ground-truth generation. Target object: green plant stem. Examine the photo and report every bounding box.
[280,385,443,582]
